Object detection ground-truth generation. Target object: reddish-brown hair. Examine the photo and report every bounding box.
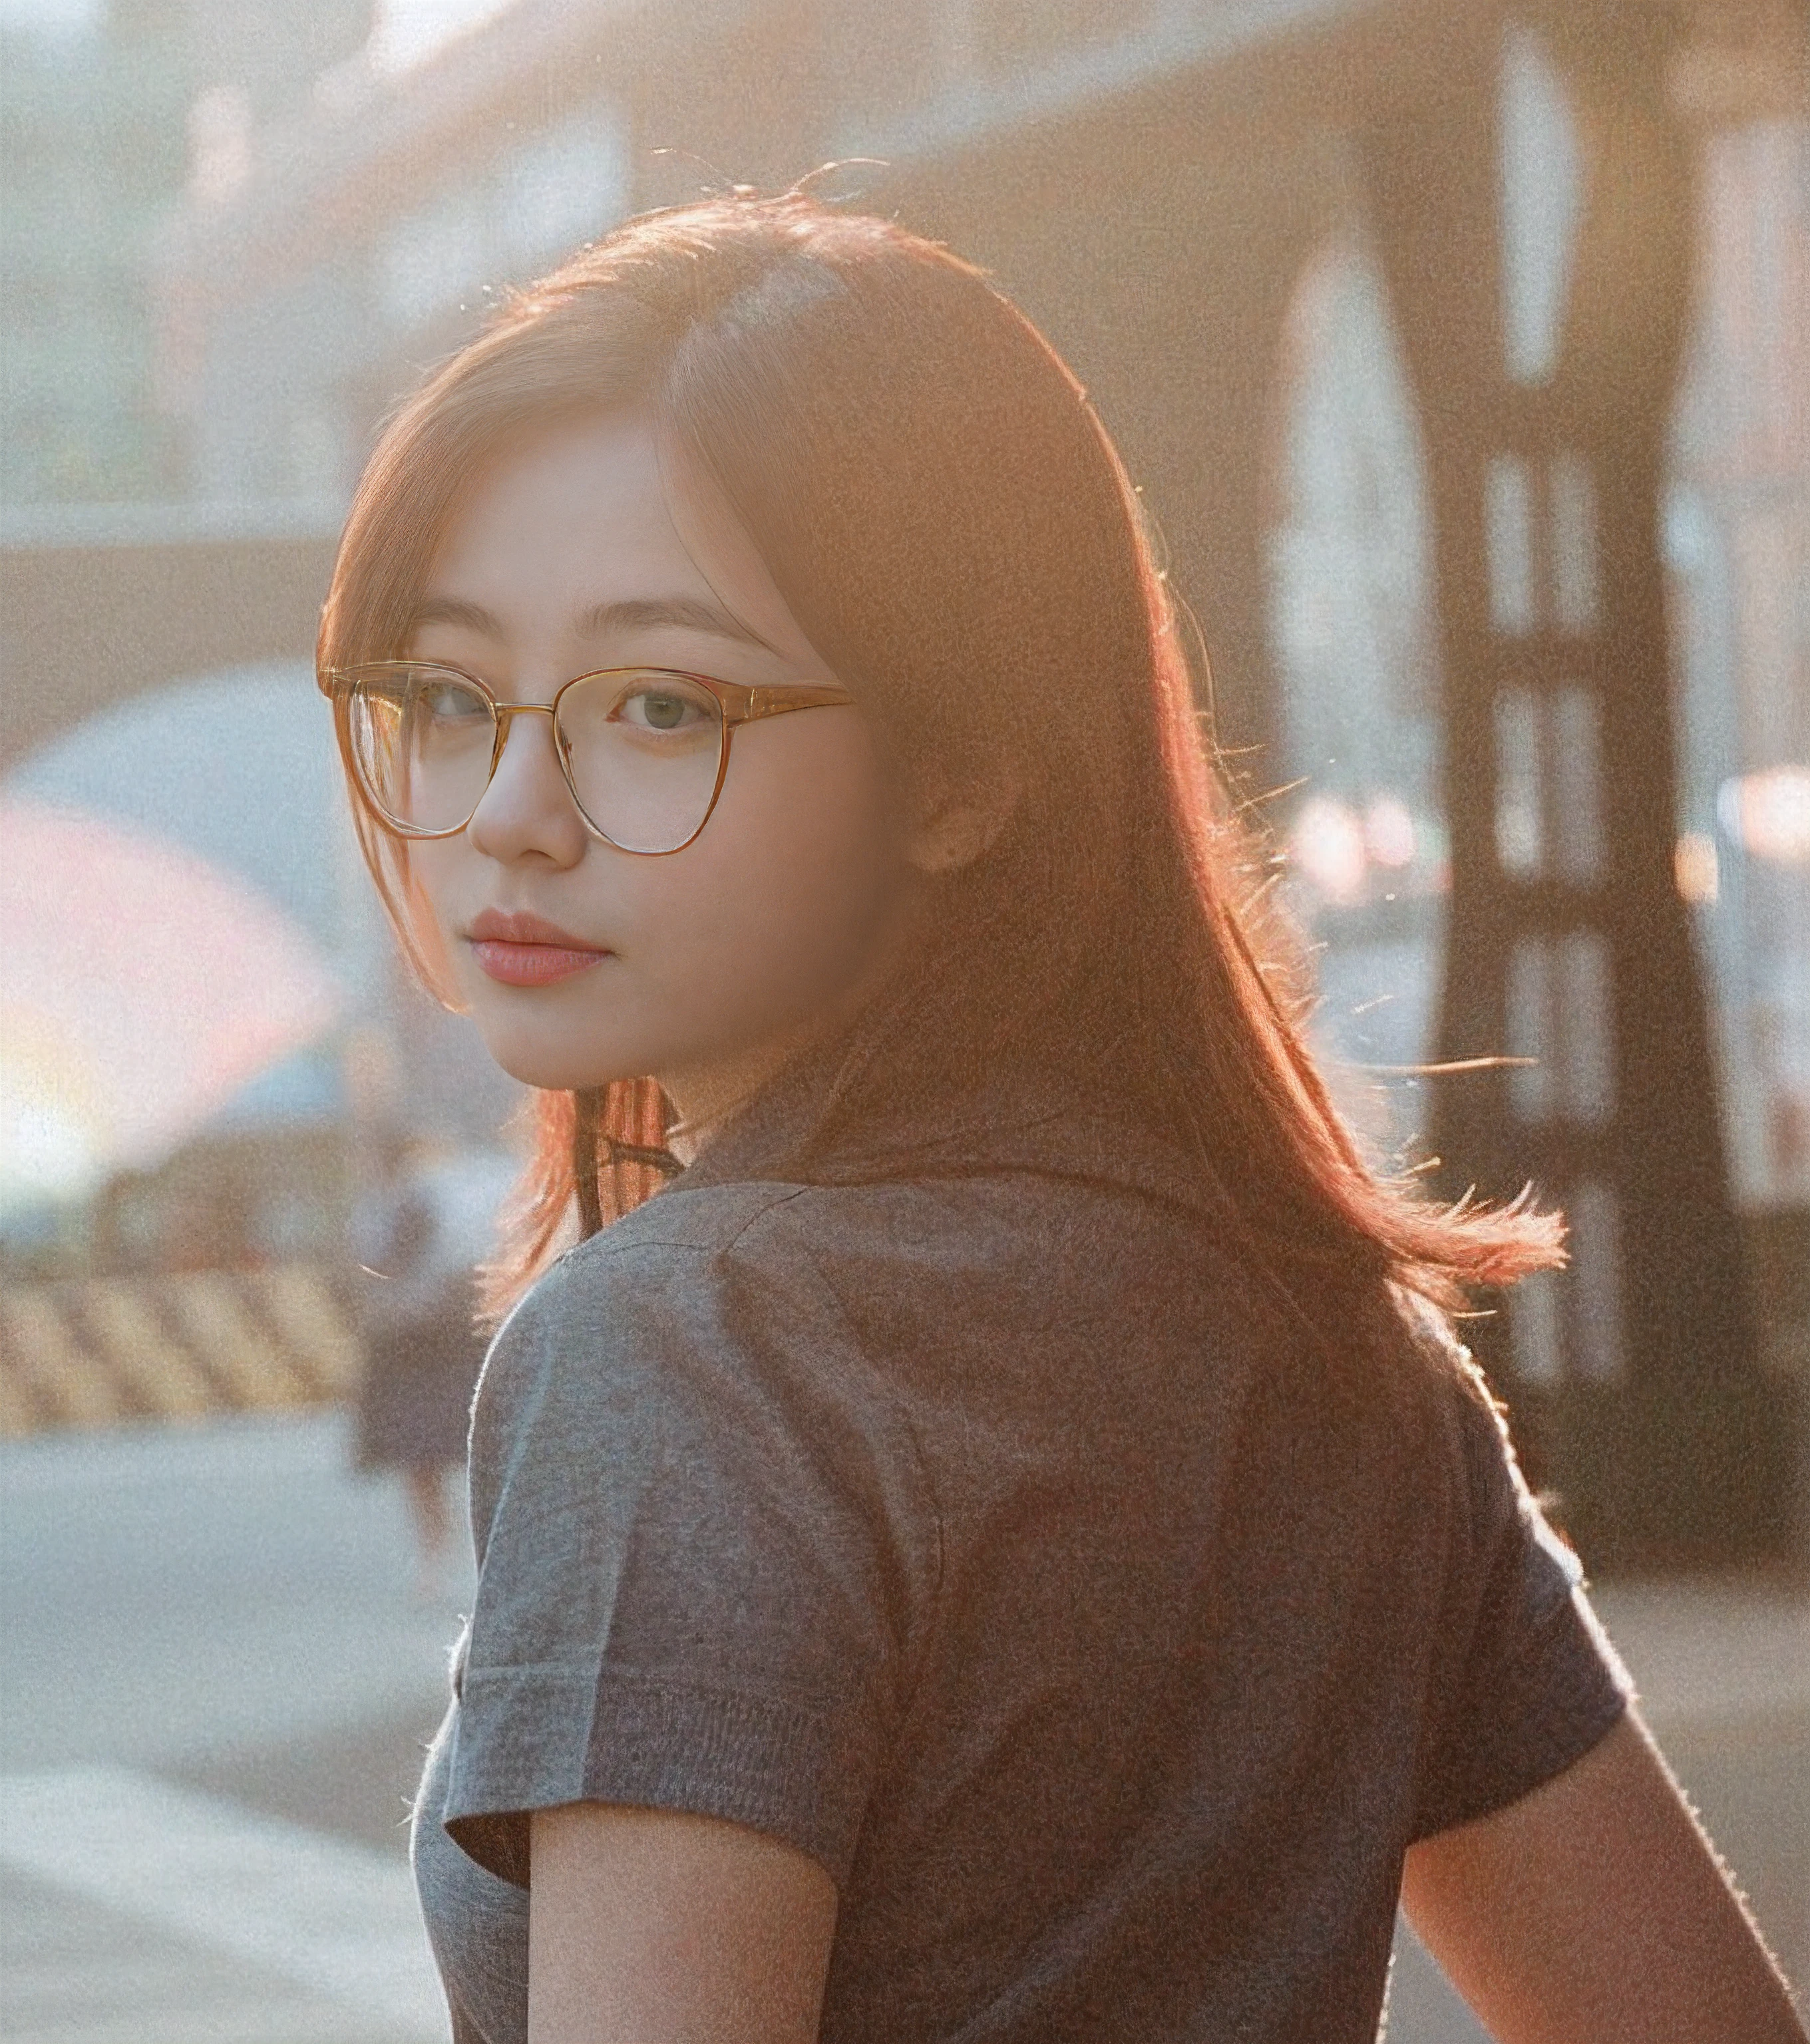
[319,189,1560,1333]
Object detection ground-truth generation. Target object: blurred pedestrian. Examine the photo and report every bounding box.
[351,1131,498,1602]
[318,193,1805,2044]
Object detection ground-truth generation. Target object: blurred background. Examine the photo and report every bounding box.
[0,1,1805,2039]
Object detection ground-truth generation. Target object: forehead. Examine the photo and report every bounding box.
[427,411,701,611]
[420,409,829,678]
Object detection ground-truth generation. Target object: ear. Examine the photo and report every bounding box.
[903,769,1021,876]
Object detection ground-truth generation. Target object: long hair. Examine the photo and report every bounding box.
[319,189,1561,1333]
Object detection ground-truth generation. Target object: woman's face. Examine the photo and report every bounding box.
[405,411,910,1120]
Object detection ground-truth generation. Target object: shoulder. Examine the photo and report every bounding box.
[512,1169,1071,1340]
[469,1178,936,1525]
[1389,1288,1590,1627]
[517,1177,900,1348]
[1391,1289,1514,1458]
[489,1180,826,1360]
[477,1182,827,1416]
[448,1195,946,1898]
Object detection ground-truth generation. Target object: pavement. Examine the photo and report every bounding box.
[1,1415,461,2044]
[1,1413,1804,2044]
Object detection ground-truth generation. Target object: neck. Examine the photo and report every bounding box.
[657,876,935,1163]
[657,1026,816,1165]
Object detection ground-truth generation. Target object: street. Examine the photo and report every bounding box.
[1,1413,1804,2043]
[1,1415,461,2043]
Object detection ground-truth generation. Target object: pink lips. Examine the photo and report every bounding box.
[466,910,610,987]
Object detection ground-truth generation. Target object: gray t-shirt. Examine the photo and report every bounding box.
[412,1086,1632,2043]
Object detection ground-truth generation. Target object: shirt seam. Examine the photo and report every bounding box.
[458,1655,854,1728]
[555,1182,811,1265]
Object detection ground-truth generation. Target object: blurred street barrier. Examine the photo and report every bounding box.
[0,1266,359,1437]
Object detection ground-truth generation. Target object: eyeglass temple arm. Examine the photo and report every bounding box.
[731,682,857,725]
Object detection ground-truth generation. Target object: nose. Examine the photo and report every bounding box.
[463,703,591,867]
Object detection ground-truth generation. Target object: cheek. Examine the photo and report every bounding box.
[401,843,468,991]
[379,718,905,1090]
[655,718,903,1009]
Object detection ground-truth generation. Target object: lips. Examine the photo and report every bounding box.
[465,909,610,987]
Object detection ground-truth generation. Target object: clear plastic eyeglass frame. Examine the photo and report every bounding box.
[319,659,856,856]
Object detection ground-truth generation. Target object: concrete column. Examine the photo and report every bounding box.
[1363,8,1795,1564]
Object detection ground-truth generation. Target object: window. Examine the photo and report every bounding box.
[1266,230,1446,1160]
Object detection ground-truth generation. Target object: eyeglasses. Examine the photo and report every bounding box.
[319,661,856,856]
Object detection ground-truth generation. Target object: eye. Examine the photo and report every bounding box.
[615,679,713,733]
[417,675,488,721]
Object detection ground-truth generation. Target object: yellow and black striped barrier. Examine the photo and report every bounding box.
[0,1266,362,1439]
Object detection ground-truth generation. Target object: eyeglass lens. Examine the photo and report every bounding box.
[348,666,725,853]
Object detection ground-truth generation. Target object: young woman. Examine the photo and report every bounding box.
[318,192,1803,2044]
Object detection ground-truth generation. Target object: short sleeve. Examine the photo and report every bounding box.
[435,1198,938,1890]
[1409,1345,1636,1842]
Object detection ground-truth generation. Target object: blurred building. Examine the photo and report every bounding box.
[1,11,182,506]
[0,0,370,516]
[0,3,510,1305]
[3,0,1806,1560]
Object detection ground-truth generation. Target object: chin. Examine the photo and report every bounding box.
[454,971,637,1093]
[484,1034,638,1093]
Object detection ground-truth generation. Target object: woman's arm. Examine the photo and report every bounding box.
[1401,1707,1805,2043]
[527,1801,837,2044]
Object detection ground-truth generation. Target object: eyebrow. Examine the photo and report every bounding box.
[407,592,776,654]
[578,595,777,653]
